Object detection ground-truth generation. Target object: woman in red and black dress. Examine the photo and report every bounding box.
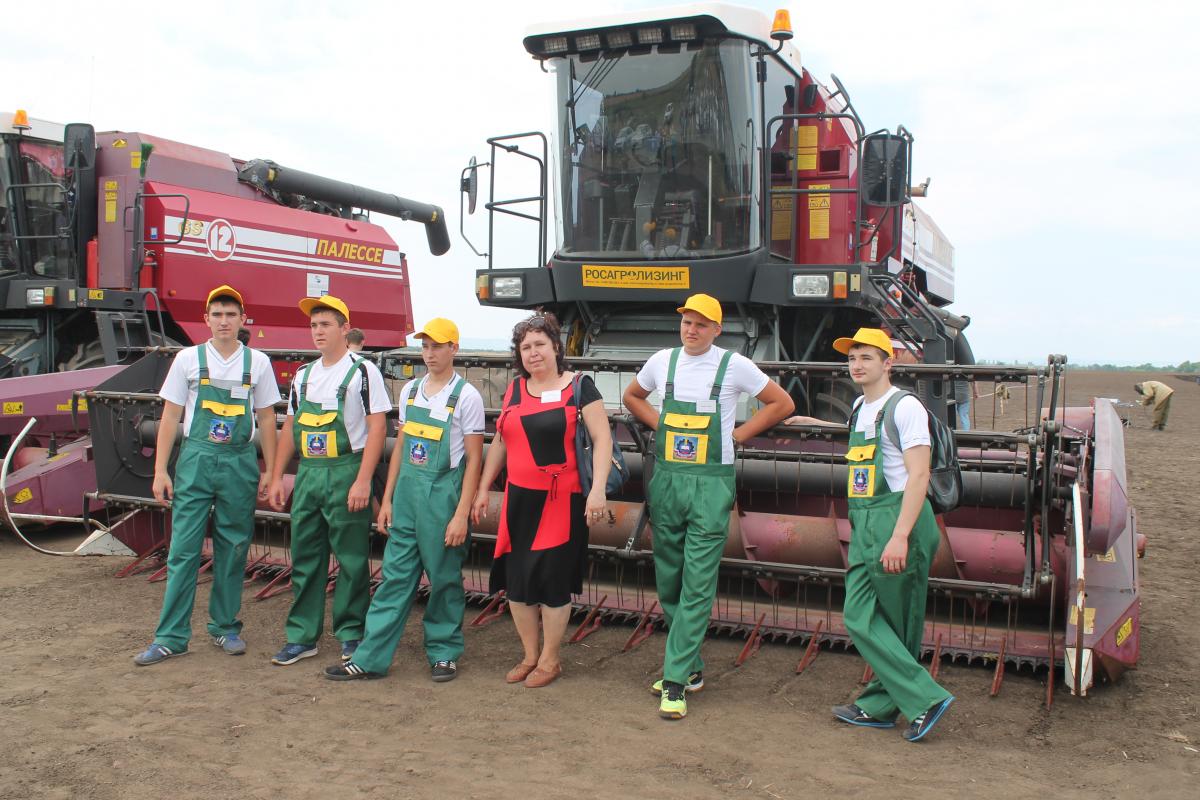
[471,313,612,688]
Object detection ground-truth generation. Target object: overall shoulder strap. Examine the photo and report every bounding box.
[711,350,734,399]
[335,359,362,402]
[664,348,682,399]
[196,344,209,383]
[445,375,464,415]
[240,346,252,387]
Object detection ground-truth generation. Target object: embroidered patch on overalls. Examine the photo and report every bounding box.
[849,465,875,497]
[665,431,708,464]
[408,440,429,466]
[304,432,329,457]
[208,419,232,444]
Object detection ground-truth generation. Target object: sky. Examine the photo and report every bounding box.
[4,0,1197,365]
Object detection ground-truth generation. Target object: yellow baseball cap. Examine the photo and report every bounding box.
[676,293,723,324]
[206,284,244,308]
[833,327,894,358]
[415,317,459,344]
[298,295,351,324]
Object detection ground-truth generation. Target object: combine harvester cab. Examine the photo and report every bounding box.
[446,3,1143,696]
[1,110,447,539]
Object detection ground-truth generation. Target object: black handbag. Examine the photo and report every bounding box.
[572,374,629,496]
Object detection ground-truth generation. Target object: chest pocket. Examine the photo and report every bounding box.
[846,444,877,498]
[663,413,712,465]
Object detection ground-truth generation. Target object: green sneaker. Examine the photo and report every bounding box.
[650,671,704,695]
[659,681,687,720]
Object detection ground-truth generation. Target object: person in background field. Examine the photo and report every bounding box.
[237,328,251,346]
[133,285,280,665]
[471,312,612,689]
[325,318,484,683]
[1133,380,1174,430]
[267,296,391,666]
[953,378,975,430]
[622,294,794,720]
[787,327,954,743]
[347,328,366,352]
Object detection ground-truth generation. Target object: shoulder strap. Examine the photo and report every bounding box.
[664,348,681,400]
[299,362,314,400]
[240,346,252,387]
[711,350,734,399]
[197,344,209,383]
[446,375,464,415]
[571,373,583,421]
[882,390,917,451]
[847,395,864,427]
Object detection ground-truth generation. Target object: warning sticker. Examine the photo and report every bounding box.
[771,196,794,241]
[12,488,33,505]
[1069,605,1095,634]
[56,399,87,412]
[582,265,690,290]
[3,402,24,415]
[1115,616,1133,647]
[793,125,818,171]
[808,184,831,240]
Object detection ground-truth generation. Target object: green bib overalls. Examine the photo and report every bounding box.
[843,392,952,721]
[153,345,259,651]
[353,376,469,672]
[284,360,371,645]
[647,348,736,685]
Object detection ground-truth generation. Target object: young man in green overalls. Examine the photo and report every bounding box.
[267,296,390,666]
[324,317,484,683]
[623,294,794,719]
[134,285,280,665]
[789,328,954,742]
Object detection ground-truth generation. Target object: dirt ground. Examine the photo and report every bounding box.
[1,371,1196,800]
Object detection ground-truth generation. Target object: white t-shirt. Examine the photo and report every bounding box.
[635,345,771,465]
[396,373,485,468]
[286,352,392,452]
[159,342,281,438]
[852,386,931,492]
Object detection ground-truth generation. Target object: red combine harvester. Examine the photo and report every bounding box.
[0,109,447,527]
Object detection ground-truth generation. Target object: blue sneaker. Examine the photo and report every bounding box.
[903,696,955,742]
[832,703,896,728]
[340,639,361,662]
[211,634,247,656]
[133,643,187,666]
[271,642,318,666]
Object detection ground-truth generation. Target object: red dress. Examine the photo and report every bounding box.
[489,376,600,607]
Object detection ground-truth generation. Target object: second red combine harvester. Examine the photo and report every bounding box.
[0,111,447,524]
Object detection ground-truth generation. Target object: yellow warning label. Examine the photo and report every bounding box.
[112,139,127,149]
[2,402,24,415]
[581,265,690,290]
[1094,548,1116,563]
[1069,605,1095,634]
[131,153,142,170]
[89,289,105,300]
[793,125,818,171]
[1115,616,1133,647]
[104,180,118,190]
[56,399,87,412]
[771,196,794,241]
[105,200,116,223]
[12,488,33,505]
[808,184,830,241]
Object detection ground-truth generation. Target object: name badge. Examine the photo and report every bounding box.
[230,386,249,400]
[430,407,450,422]
[696,400,716,413]
[863,426,875,440]
[321,398,339,411]
[540,389,562,403]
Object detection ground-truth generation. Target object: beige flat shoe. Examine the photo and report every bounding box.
[523,663,563,688]
[506,661,538,684]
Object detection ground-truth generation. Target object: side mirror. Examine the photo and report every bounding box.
[860,133,908,207]
[460,156,479,215]
[63,123,97,171]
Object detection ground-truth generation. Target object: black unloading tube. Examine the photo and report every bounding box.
[238,160,450,256]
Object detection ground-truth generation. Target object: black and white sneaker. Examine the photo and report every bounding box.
[431,660,458,682]
[324,662,384,681]
[832,703,897,728]
[902,696,955,742]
